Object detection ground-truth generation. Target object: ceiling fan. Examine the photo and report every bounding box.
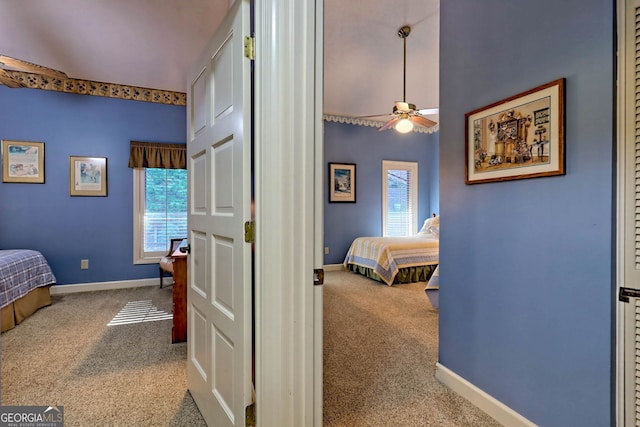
[360,25,438,133]
[0,55,68,88]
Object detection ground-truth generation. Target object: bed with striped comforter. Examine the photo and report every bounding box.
[343,235,439,286]
[0,249,56,309]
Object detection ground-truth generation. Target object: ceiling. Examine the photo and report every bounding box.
[0,0,439,123]
[324,0,439,121]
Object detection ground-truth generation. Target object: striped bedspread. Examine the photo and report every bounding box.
[0,250,56,309]
[425,264,439,290]
[343,235,439,286]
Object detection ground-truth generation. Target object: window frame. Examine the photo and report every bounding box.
[382,160,419,237]
[132,167,187,264]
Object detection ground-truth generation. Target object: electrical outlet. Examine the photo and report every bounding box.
[81,259,89,269]
[324,247,330,255]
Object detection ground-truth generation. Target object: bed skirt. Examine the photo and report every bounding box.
[346,263,437,285]
[1,286,51,333]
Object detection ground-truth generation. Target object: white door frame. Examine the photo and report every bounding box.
[254,1,324,426]
[616,0,631,424]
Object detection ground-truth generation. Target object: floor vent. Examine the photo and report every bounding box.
[108,300,173,326]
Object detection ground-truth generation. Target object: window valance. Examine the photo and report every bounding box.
[128,141,186,169]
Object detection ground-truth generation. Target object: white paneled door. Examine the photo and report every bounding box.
[186,1,252,426]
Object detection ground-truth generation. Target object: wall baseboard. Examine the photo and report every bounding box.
[50,277,169,295]
[435,363,537,427]
[323,264,344,272]
[56,267,347,295]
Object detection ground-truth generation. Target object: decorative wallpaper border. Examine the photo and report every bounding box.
[4,71,437,127]
[5,70,186,106]
[323,113,439,134]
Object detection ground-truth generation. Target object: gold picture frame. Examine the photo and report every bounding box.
[69,156,108,196]
[465,78,565,184]
[1,140,45,183]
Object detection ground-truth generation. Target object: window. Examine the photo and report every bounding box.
[382,160,418,237]
[133,168,187,263]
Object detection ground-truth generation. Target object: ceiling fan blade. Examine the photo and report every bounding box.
[0,69,26,88]
[413,115,438,128]
[379,117,399,132]
[356,113,392,119]
[418,107,439,115]
[0,55,68,79]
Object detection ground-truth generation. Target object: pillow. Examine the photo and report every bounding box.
[419,217,434,234]
[418,216,440,236]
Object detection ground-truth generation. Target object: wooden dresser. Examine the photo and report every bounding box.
[170,246,187,343]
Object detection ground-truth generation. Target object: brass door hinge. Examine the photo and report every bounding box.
[244,220,256,244]
[244,36,255,60]
[245,402,256,426]
[314,268,324,285]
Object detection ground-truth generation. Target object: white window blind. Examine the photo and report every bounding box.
[382,160,418,236]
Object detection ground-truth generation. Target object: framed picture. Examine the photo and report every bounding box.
[1,140,45,183]
[465,78,565,184]
[69,156,108,196]
[329,162,356,203]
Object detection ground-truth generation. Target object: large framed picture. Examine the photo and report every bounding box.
[328,162,356,203]
[1,140,45,183]
[465,78,565,184]
[69,156,108,196]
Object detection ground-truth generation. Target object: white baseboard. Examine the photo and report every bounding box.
[50,277,168,295]
[435,363,537,427]
[323,264,344,272]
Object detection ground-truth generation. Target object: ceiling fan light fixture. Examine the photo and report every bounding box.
[395,117,414,133]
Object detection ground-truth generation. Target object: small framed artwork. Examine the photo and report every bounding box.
[1,140,45,183]
[69,156,108,196]
[465,78,565,184]
[329,162,356,203]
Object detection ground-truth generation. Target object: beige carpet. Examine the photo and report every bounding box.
[323,270,501,427]
[0,286,206,427]
[1,273,501,427]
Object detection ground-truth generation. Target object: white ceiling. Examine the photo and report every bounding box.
[324,0,439,120]
[0,0,439,121]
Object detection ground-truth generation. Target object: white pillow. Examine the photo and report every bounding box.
[419,218,433,234]
[418,216,440,236]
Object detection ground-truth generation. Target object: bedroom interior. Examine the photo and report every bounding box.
[0,0,446,423]
[0,0,621,426]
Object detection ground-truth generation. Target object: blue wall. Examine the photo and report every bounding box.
[323,120,439,264]
[439,1,613,426]
[0,87,186,285]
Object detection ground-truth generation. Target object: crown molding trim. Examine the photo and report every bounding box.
[323,113,439,134]
[5,70,186,106]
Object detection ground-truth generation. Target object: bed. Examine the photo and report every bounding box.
[343,216,440,287]
[0,249,56,332]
